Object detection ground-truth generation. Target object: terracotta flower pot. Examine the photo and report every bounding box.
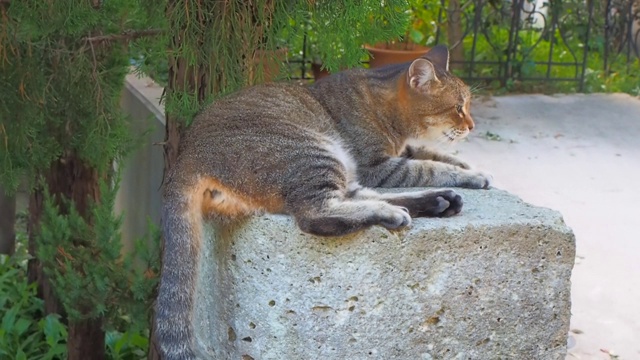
[250,48,288,83]
[364,43,431,68]
[311,62,331,80]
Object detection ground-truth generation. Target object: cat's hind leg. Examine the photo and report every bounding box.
[347,185,463,218]
[291,196,412,237]
[288,184,462,237]
[282,137,418,237]
[283,160,411,236]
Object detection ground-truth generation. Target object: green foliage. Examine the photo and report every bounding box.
[284,1,411,71]
[405,0,640,95]
[405,0,441,46]
[36,177,159,325]
[288,0,453,70]
[138,0,413,120]
[129,0,170,87]
[580,46,640,96]
[0,252,66,360]
[0,0,157,192]
[0,222,157,360]
[105,327,149,360]
[1,2,162,357]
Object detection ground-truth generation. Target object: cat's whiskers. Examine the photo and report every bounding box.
[445,129,459,143]
[433,133,451,147]
[469,83,486,94]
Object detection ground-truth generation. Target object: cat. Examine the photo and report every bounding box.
[155,45,491,359]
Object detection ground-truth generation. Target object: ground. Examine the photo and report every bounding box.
[417,93,640,359]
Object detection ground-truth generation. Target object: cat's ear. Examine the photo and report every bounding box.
[407,58,438,89]
[424,45,450,73]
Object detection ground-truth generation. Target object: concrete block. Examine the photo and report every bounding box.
[192,188,575,359]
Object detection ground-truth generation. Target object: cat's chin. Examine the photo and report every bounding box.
[452,129,470,142]
[418,126,469,143]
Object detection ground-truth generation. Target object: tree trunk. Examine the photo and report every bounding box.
[68,318,106,360]
[147,326,161,360]
[0,186,16,255]
[447,0,464,70]
[162,97,186,173]
[27,155,105,356]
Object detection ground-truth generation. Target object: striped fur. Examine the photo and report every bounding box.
[156,46,488,358]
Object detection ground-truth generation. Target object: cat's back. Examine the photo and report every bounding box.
[308,64,407,123]
[176,82,345,191]
[187,82,333,137]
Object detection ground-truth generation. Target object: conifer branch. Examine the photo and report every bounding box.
[83,29,163,43]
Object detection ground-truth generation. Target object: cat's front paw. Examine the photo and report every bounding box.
[441,154,471,169]
[460,170,493,189]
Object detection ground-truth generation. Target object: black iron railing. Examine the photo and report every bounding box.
[287,0,640,91]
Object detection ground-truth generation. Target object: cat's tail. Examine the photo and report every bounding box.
[155,172,204,360]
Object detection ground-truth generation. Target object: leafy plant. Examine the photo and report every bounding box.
[105,327,149,360]
[281,1,412,72]
[368,0,435,50]
[0,209,159,359]
[421,0,640,94]
[0,253,66,360]
[36,177,159,325]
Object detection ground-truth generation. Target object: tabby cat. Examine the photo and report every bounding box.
[156,45,490,359]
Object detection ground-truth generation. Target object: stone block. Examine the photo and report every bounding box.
[192,188,575,359]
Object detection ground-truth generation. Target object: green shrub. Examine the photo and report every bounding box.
[0,252,66,360]
[0,214,157,359]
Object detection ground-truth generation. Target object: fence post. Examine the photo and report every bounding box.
[505,0,524,85]
[580,0,596,91]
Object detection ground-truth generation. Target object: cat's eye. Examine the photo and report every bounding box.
[455,104,464,115]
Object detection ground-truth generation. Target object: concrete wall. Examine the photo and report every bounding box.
[115,74,166,246]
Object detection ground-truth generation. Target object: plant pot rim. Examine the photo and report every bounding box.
[364,44,431,55]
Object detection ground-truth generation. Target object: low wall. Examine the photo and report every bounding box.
[192,188,575,359]
[116,74,165,248]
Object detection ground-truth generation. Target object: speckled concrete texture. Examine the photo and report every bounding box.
[190,188,574,359]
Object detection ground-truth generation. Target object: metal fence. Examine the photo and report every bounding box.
[289,0,640,90]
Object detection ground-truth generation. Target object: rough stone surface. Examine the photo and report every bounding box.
[192,188,575,359]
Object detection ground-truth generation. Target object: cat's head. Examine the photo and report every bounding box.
[402,45,474,142]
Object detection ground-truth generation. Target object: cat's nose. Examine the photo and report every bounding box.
[466,117,475,131]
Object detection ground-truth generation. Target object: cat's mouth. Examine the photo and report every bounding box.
[443,131,457,142]
[442,128,467,142]
[423,125,468,142]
